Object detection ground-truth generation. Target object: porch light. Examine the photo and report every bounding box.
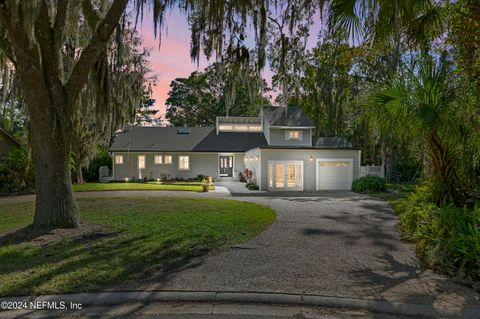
[309,156,313,162]
[255,155,259,160]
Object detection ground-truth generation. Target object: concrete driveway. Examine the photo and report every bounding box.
[129,192,479,309]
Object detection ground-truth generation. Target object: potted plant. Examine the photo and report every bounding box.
[202,176,211,192]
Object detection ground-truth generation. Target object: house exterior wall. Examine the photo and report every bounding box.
[113,152,218,180]
[112,152,244,181]
[268,128,312,147]
[234,154,245,180]
[258,149,361,191]
[262,117,271,144]
[244,148,262,186]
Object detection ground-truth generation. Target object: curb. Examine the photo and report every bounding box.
[2,291,480,318]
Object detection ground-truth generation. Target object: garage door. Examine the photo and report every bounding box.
[316,159,353,190]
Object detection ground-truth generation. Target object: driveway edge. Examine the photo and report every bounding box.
[3,291,479,318]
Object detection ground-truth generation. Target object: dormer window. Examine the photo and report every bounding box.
[285,130,303,141]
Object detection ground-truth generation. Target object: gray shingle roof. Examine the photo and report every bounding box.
[262,106,315,127]
[313,137,353,148]
[109,126,268,152]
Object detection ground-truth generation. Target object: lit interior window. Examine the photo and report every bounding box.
[286,130,303,141]
[115,155,124,164]
[138,155,145,169]
[179,156,189,170]
[164,155,172,164]
[154,155,163,164]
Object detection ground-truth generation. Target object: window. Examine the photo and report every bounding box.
[115,155,124,164]
[138,155,145,169]
[154,155,163,164]
[285,130,303,141]
[164,155,172,164]
[179,156,189,170]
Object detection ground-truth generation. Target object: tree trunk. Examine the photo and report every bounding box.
[30,126,78,229]
[75,163,86,184]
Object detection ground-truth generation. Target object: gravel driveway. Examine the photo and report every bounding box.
[131,192,479,309]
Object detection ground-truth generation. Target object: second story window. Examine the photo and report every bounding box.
[285,130,303,141]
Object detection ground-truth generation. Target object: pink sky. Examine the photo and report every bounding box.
[138,8,323,120]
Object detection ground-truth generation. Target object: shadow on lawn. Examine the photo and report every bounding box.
[0,229,213,297]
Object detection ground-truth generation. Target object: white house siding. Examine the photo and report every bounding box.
[268,128,312,146]
[233,154,245,180]
[259,149,361,191]
[113,152,219,180]
[244,148,262,186]
[263,117,271,144]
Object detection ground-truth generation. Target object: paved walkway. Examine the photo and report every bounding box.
[216,180,266,194]
[123,193,479,310]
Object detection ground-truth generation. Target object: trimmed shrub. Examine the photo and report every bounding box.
[245,181,259,190]
[352,175,386,193]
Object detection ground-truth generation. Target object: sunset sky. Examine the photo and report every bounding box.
[138,8,323,121]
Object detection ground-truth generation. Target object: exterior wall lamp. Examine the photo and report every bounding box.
[309,156,314,162]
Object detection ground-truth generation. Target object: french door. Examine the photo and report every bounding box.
[268,161,303,191]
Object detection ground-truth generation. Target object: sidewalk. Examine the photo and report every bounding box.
[2,291,479,318]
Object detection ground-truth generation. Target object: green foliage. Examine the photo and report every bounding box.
[0,148,34,194]
[352,175,386,193]
[82,148,112,182]
[165,63,270,127]
[398,185,480,282]
[245,181,259,190]
[0,196,275,296]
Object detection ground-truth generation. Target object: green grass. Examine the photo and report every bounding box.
[73,182,214,192]
[0,196,275,296]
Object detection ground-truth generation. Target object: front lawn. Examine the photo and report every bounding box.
[73,182,214,192]
[0,196,275,296]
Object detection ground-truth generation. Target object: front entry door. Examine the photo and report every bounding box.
[219,156,233,177]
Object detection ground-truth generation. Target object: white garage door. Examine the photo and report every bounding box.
[316,159,353,190]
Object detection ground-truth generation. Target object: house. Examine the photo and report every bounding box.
[0,128,21,161]
[109,106,361,191]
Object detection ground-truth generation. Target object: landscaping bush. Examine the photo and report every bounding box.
[0,148,35,194]
[352,175,386,192]
[245,181,259,190]
[398,185,480,283]
[83,148,112,182]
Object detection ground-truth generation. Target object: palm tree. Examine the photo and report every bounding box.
[367,56,458,205]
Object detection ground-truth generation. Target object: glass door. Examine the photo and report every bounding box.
[275,163,285,188]
[268,161,303,191]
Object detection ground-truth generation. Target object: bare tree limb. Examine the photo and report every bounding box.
[65,0,128,111]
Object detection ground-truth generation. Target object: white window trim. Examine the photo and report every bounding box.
[138,155,146,169]
[285,130,303,141]
[178,155,190,171]
[154,155,163,164]
[115,155,124,165]
[164,155,172,164]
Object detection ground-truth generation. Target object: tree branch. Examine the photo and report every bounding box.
[54,0,69,54]
[0,33,16,63]
[65,0,128,110]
